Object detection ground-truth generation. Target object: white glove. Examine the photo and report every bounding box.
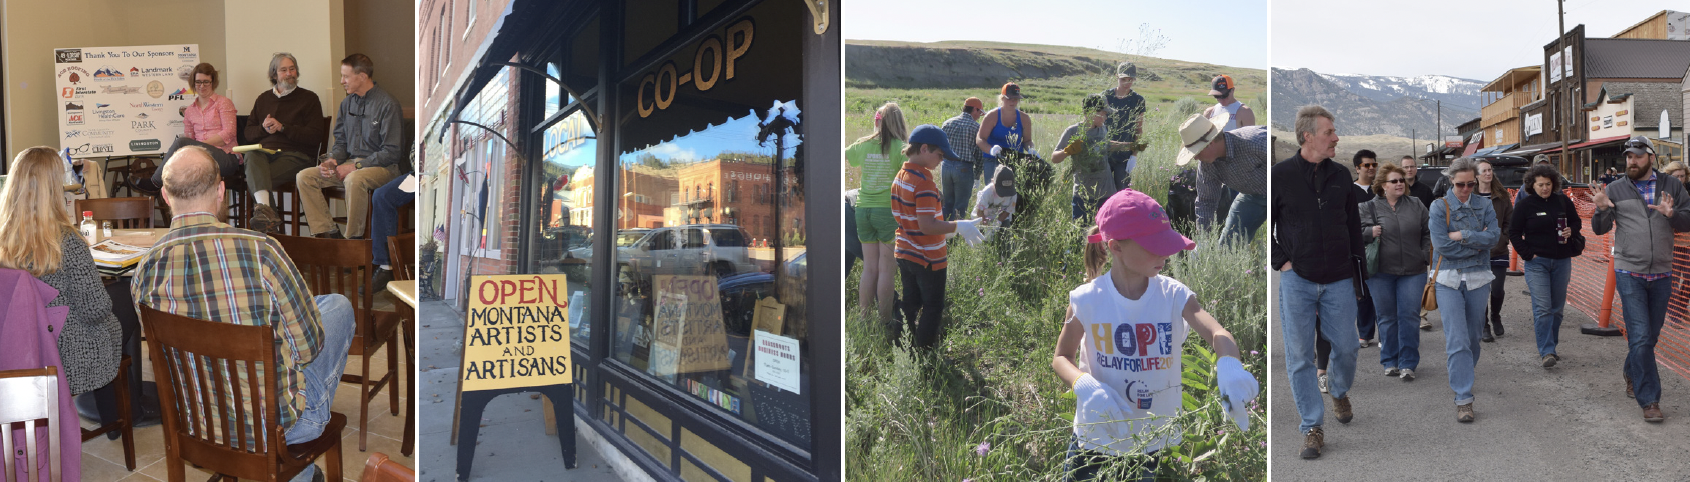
[1124,154,1139,174]
[989,145,1003,158]
[955,218,986,247]
[1215,356,1259,431]
[1074,373,1133,424]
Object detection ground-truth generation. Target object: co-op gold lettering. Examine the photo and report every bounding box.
[638,18,754,118]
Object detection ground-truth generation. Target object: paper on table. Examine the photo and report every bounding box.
[232,144,279,154]
[89,240,147,267]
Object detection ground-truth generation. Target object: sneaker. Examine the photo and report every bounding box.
[1456,403,1475,423]
[1300,427,1324,459]
[250,203,283,234]
[1420,316,1432,331]
[1542,354,1559,368]
[1643,403,1665,423]
[1400,369,1415,381]
[1384,367,1400,377]
[1359,339,1372,348]
[1318,373,1329,393]
[1482,326,1494,343]
[371,268,393,293]
[1332,396,1353,424]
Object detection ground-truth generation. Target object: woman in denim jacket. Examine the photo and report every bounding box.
[1428,157,1500,423]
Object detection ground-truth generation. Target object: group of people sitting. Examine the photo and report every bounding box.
[1278,104,1680,462]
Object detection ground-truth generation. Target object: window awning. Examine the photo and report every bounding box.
[1537,135,1631,154]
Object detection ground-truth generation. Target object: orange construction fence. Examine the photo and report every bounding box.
[1506,187,1690,383]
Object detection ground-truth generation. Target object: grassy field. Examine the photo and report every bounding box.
[844,70,1269,480]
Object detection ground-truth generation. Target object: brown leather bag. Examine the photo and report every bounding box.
[1422,200,1451,311]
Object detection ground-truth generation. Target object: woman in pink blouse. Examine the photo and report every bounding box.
[144,62,242,192]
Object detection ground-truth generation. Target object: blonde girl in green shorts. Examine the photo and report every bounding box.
[846,102,908,324]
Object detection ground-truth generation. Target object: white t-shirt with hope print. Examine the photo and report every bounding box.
[1069,273,1192,455]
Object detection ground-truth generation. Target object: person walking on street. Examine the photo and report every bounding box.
[1429,157,1501,423]
[1476,159,1513,343]
[1272,105,1362,459]
[1508,164,1583,368]
[1360,163,1430,382]
[1350,150,1379,347]
[1401,156,1437,209]
[941,97,987,220]
[1590,136,1689,423]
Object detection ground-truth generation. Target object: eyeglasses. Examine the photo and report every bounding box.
[193,80,214,85]
[1454,181,1478,189]
[1360,163,1378,168]
[1384,179,1406,184]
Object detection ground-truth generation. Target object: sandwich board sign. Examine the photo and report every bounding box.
[453,274,577,480]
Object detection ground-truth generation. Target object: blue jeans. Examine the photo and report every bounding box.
[979,159,1000,188]
[1221,192,1265,245]
[1369,272,1426,371]
[940,160,975,220]
[1523,257,1572,357]
[370,175,414,266]
[1072,195,1106,221]
[1279,269,1359,432]
[1063,438,1157,482]
[1109,156,1133,191]
[1613,272,1671,407]
[282,294,356,482]
[1436,280,1489,405]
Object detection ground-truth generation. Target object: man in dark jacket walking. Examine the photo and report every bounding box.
[1591,136,1690,423]
[1273,105,1365,459]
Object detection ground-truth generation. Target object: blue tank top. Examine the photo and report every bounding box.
[984,109,1025,161]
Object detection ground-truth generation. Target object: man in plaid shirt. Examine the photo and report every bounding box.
[133,146,354,482]
[940,97,986,220]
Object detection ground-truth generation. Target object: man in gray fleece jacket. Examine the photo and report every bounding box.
[1590,136,1690,423]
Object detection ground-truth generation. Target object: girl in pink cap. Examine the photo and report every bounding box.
[1051,189,1258,480]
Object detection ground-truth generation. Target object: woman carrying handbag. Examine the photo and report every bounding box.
[1428,157,1501,423]
[1360,164,1431,381]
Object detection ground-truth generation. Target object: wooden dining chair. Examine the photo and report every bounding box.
[75,197,154,228]
[358,453,413,482]
[0,367,63,482]
[273,235,402,451]
[139,305,345,482]
[80,355,136,470]
[385,232,416,456]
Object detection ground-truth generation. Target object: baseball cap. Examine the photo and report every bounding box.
[1175,113,1229,166]
[1082,94,1115,115]
[1087,189,1194,256]
[1116,62,1137,79]
[964,97,985,113]
[1001,82,1024,99]
[1534,154,1551,164]
[992,164,1017,198]
[1624,136,1655,156]
[1208,75,1235,96]
[907,124,962,162]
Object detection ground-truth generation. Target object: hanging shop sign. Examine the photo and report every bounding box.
[636,18,755,118]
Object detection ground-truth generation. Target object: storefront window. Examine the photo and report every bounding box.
[529,108,598,350]
[610,0,810,449]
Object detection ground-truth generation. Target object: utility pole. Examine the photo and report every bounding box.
[1557,0,1570,174]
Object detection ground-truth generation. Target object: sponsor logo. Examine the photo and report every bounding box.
[96,111,124,121]
[54,49,82,63]
[167,88,190,101]
[128,102,160,109]
[100,85,140,95]
[130,139,162,152]
[62,87,74,98]
[68,87,97,98]
[129,67,140,77]
[131,120,157,130]
[90,65,125,81]
[134,112,149,119]
[96,103,111,108]
[91,144,115,154]
[167,120,184,128]
[177,47,197,62]
[67,113,84,125]
[64,128,115,139]
[177,66,193,83]
[131,66,176,77]
[177,107,187,117]
[146,81,164,98]
[56,66,90,84]
[65,101,84,111]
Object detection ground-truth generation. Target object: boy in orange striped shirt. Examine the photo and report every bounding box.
[891,124,984,348]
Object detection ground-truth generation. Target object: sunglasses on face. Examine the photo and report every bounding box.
[1454,181,1478,189]
[1361,163,1378,169]
[1384,179,1405,184]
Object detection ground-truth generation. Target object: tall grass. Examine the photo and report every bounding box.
[845,97,1268,480]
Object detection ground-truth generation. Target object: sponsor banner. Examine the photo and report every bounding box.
[54,44,199,157]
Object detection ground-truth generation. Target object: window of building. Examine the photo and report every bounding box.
[529,107,598,352]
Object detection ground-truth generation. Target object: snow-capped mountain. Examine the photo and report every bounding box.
[1315,72,1485,112]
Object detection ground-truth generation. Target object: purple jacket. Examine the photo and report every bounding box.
[1,268,80,482]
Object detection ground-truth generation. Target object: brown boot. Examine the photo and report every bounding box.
[1456,403,1475,423]
[1332,396,1353,424]
[1643,403,1664,423]
[1625,373,1635,399]
[1300,426,1324,459]
[250,203,283,235]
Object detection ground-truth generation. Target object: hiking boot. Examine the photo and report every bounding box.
[1384,367,1400,377]
[1482,325,1495,343]
[1626,373,1635,399]
[1318,373,1329,393]
[1300,427,1324,459]
[250,203,283,234]
[1643,403,1664,423]
[1400,369,1415,381]
[1456,403,1475,423]
[1332,396,1353,424]
[1541,354,1559,368]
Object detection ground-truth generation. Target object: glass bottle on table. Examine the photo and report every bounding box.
[81,211,97,244]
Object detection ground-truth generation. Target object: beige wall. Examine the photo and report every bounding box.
[3,0,228,154]
[223,0,344,117]
[346,0,416,113]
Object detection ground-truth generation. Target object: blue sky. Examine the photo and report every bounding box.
[617,100,803,165]
[1273,1,1686,80]
[844,0,1268,69]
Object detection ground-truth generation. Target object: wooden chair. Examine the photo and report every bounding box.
[140,305,345,482]
[274,235,401,451]
[358,453,413,482]
[385,232,416,456]
[0,367,62,482]
[75,197,154,228]
[80,355,136,470]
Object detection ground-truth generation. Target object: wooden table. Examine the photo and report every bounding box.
[386,280,418,456]
[106,228,165,247]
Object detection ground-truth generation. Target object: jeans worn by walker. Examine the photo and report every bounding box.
[1614,272,1671,407]
[1063,437,1157,482]
[940,160,975,221]
[1279,269,1359,432]
[1221,192,1266,245]
[282,294,356,482]
[1523,257,1572,357]
[1436,280,1489,405]
[1368,272,1426,370]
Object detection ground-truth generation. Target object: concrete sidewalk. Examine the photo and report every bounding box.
[415,299,630,482]
[1270,272,1690,480]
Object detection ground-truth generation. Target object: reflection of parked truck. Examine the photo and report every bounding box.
[571,224,758,278]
